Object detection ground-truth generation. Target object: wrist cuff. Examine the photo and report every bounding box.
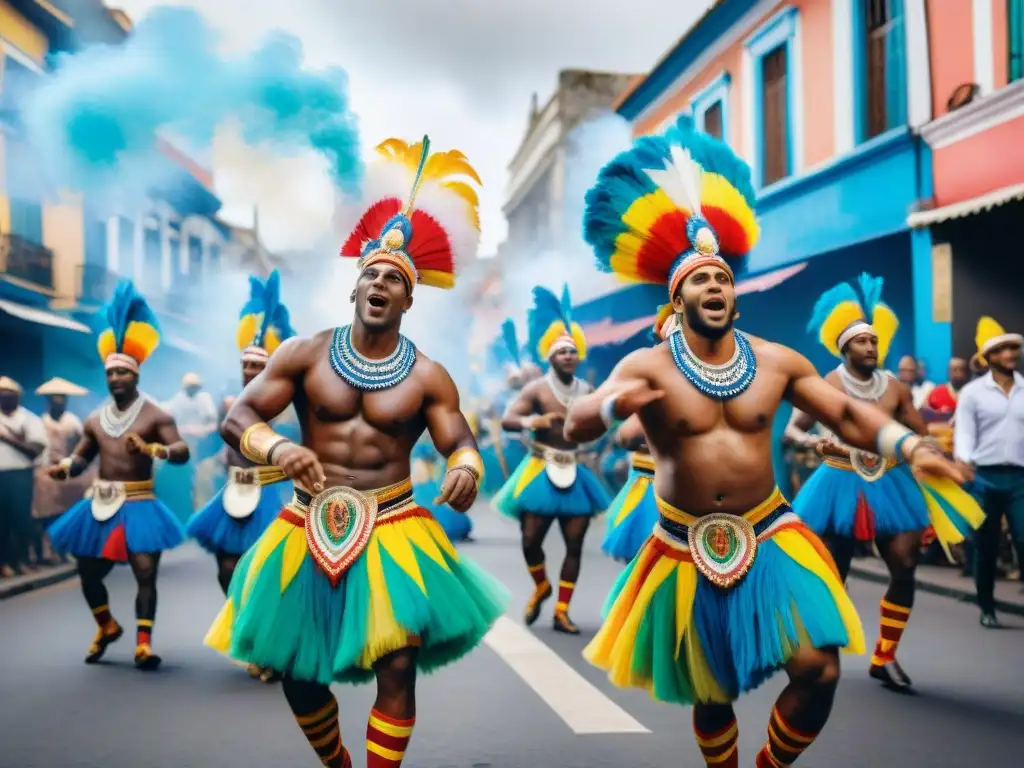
[447,447,484,485]
[240,422,289,465]
[599,395,622,430]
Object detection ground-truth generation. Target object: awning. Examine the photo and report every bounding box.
[907,183,1024,229]
[0,299,91,333]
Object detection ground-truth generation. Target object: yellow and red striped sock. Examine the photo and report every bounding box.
[136,619,153,647]
[366,709,415,767]
[91,604,115,630]
[528,562,548,589]
[871,598,911,667]
[554,580,575,616]
[694,712,739,766]
[756,707,820,766]
[294,696,350,767]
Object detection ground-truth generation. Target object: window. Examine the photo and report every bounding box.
[856,0,907,141]
[84,213,107,268]
[703,102,724,140]
[761,47,789,185]
[143,227,161,292]
[118,217,135,277]
[1011,0,1024,82]
[746,7,800,188]
[187,236,202,284]
[690,71,731,143]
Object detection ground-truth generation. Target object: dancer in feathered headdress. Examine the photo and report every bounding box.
[787,272,982,693]
[564,116,969,766]
[600,304,679,565]
[493,284,610,635]
[205,136,508,768]
[186,271,299,681]
[47,279,189,672]
[954,316,1023,628]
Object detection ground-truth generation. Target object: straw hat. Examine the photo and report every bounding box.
[35,377,88,397]
[0,376,22,393]
[181,372,202,388]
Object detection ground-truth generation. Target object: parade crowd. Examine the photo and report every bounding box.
[1,122,1020,768]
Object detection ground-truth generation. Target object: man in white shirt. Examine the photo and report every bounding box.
[954,318,1024,628]
[162,372,219,512]
[0,377,49,576]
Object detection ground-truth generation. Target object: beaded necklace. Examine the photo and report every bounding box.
[99,394,148,438]
[669,329,757,400]
[836,364,890,402]
[329,325,417,391]
[545,370,581,408]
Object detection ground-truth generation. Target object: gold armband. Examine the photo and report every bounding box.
[446,447,485,485]
[240,422,290,466]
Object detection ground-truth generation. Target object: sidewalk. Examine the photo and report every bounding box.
[0,563,77,600]
[850,557,1024,616]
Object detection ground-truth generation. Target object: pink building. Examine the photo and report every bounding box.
[611,0,1024,374]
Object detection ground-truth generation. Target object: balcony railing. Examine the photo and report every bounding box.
[1,233,55,289]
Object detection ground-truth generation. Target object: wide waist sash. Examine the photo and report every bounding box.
[630,452,655,475]
[653,488,801,588]
[530,442,577,463]
[87,478,155,501]
[279,477,418,528]
[821,454,899,472]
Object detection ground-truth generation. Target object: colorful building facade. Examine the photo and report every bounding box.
[0,1,239,411]
[613,0,941,373]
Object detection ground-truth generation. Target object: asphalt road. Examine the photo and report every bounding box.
[2,508,1023,768]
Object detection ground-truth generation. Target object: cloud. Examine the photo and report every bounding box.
[111,0,713,254]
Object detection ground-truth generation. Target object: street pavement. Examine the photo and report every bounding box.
[2,508,1023,768]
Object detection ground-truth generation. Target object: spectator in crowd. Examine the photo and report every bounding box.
[954,317,1024,628]
[915,358,936,406]
[32,378,91,565]
[927,358,968,415]
[898,355,934,410]
[0,377,48,577]
[162,372,218,517]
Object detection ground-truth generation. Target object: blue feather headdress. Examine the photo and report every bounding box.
[806,272,899,363]
[501,318,522,369]
[526,284,587,366]
[236,269,296,363]
[96,279,160,373]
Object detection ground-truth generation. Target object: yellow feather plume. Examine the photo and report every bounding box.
[121,321,160,365]
[701,172,761,253]
[820,301,866,358]
[538,321,588,361]
[236,312,260,352]
[871,304,899,366]
[97,329,116,362]
[571,322,588,361]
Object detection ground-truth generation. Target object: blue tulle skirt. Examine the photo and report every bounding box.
[413,476,472,541]
[794,463,929,538]
[48,496,186,561]
[494,455,611,520]
[186,479,293,555]
[601,465,659,562]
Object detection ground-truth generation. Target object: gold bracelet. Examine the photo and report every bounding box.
[240,422,290,465]
[446,447,485,485]
[144,443,167,459]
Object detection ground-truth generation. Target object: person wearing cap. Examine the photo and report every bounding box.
[33,377,91,564]
[0,376,48,577]
[567,116,970,767]
[46,280,189,671]
[954,316,1024,628]
[162,371,219,515]
[496,284,611,636]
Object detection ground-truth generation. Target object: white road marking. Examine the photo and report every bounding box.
[483,616,650,735]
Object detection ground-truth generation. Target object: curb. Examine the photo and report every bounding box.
[0,564,77,601]
[849,564,1024,617]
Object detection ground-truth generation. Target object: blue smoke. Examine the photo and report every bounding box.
[21,6,362,197]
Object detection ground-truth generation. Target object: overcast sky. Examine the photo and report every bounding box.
[114,0,712,254]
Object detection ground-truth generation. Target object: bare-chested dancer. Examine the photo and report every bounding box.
[47,280,189,671]
[786,273,983,693]
[495,284,610,635]
[570,117,968,767]
[204,136,508,768]
[185,270,296,682]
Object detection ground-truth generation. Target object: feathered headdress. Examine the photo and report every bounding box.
[527,284,587,365]
[236,270,296,364]
[807,273,898,364]
[339,136,481,291]
[501,318,522,370]
[95,280,160,373]
[651,303,680,342]
[583,115,759,300]
[973,316,1023,367]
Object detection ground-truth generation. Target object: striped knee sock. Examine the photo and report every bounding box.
[693,713,739,766]
[92,604,115,631]
[756,707,820,766]
[294,697,349,767]
[136,619,153,647]
[871,599,911,666]
[366,709,415,767]
[555,580,575,615]
[528,562,548,589]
